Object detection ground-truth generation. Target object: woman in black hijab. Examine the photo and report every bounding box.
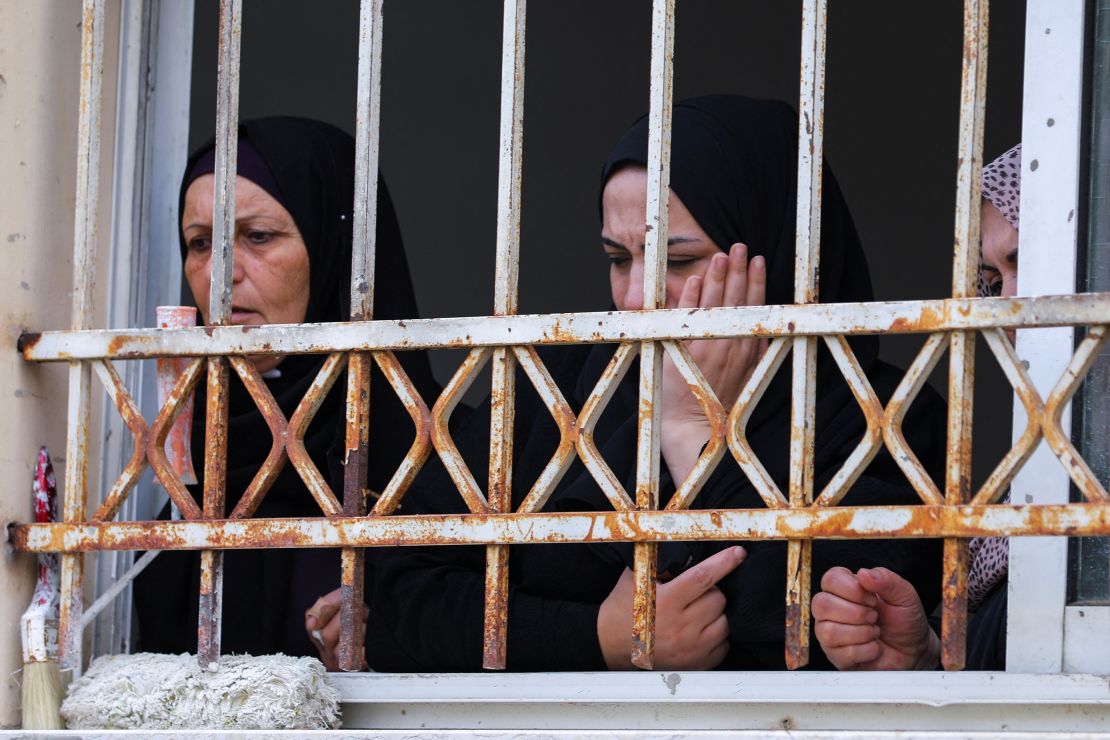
[366,95,945,671]
[134,117,442,662]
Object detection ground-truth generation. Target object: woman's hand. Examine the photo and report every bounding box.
[812,566,940,671]
[305,589,369,671]
[597,546,745,670]
[661,244,767,483]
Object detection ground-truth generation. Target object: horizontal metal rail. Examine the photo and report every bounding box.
[12,504,1110,553]
[17,293,1110,361]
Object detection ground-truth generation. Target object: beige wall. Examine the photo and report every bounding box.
[0,1,118,727]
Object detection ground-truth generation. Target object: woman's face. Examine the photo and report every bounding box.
[602,167,723,310]
[980,198,1018,299]
[182,174,310,372]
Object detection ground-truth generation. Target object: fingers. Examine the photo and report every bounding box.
[668,546,746,603]
[814,617,880,649]
[722,244,748,307]
[746,254,766,308]
[812,590,879,628]
[678,274,703,310]
[305,589,343,632]
[700,252,728,309]
[856,567,924,610]
[700,612,730,647]
[819,566,879,608]
[825,640,882,671]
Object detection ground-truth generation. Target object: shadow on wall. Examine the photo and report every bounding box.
[188,0,1026,482]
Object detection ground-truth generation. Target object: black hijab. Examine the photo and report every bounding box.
[589,95,878,458]
[135,117,442,656]
[565,97,944,591]
[181,116,440,513]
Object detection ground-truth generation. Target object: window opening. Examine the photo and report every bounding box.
[10,0,1110,682]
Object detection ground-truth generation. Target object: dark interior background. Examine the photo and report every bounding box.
[188,0,1027,485]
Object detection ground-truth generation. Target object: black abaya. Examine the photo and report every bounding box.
[366,96,946,671]
[134,117,442,657]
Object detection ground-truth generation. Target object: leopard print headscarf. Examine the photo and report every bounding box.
[977,145,1023,299]
[968,144,1021,608]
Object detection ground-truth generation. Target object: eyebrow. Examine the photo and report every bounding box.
[182,211,272,232]
[601,235,703,249]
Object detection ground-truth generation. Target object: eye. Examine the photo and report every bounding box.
[605,252,630,267]
[186,235,212,253]
[246,230,273,245]
[666,257,698,268]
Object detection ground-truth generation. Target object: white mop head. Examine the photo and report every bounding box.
[61,653,341,730]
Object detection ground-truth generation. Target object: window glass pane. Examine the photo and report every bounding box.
[1072,0,1110,605]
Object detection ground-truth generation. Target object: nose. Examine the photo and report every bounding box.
[623,260,644,310]
[231,242,246,284]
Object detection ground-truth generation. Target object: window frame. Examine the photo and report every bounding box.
[12,0,1110,730]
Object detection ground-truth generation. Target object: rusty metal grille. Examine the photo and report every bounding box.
[11,0,1110,676]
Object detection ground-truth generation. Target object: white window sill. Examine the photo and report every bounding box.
[329,671,1110,733]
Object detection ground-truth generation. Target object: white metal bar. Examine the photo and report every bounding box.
[940,0,989,671]
[208,0,241,327]
[483,0,527,670]
[785,0,827,669]
[59,0,107,678]
[19,503,1110,553]
[350,0,384,322]
[339,0,385,674]
[197,0,242,670]
[21,294,1110,361]
[1007,0,1087,674]
[631,0,676,671]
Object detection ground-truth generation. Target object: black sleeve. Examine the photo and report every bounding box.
[692,459,943,670]
[368,541,605,671]
[366,346,612,671]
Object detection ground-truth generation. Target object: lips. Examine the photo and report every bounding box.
[230,306,259,324]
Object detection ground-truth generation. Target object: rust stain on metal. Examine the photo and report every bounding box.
[338,549,366,672]
[13,502,1110,554]
[16,331,42,354]
[940,537,969,670]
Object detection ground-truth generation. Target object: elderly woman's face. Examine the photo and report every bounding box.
[182,175,310,372]
[602,167,722,310]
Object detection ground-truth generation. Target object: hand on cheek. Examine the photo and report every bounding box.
[660,244,768,483]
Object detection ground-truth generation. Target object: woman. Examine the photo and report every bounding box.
[133,117,443,667]
[360,95,947,671]
[811,144,1022,671]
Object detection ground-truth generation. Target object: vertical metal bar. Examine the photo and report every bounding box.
[942,0,988,672]
[338,0,385,674]
[784,0,827,671]
[58,0,106,677]
[484,0,526,671]
[197,0,242,670]
[631,0,675,671]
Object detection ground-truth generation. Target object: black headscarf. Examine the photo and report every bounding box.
[576,96,945,628]
[135,117,442,656]
[596,95,876,432]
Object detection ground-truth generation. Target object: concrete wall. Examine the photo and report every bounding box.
[0,1,119,727]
